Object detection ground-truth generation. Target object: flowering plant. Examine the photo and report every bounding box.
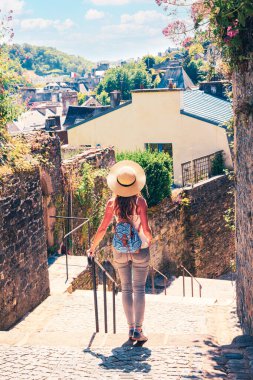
[156,0,253,66]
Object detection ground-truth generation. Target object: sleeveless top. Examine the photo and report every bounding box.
[113,198,149,249]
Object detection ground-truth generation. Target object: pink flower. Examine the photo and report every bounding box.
[163,20,187,39]
[227,25,239,38]
[191,2,210,24]
[182,36,193,48]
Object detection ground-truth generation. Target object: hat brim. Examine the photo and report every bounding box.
[107,160,146,197]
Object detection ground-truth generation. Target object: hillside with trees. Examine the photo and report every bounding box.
[96,61,152,102]
[6,43,93,76]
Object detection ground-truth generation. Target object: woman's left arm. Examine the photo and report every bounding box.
[88,199,114,256]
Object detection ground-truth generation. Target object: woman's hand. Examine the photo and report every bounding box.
[87,248,95,257]
[147,236,153,247]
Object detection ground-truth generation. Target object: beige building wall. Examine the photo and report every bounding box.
[68,89,232,185]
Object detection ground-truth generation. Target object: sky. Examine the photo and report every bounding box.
[0,0,186,62]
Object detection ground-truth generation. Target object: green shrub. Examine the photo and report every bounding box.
[116,150,173,207]
[211,151,225,176]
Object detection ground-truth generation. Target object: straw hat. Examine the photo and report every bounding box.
[107,160,146,197]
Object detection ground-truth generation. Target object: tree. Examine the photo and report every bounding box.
[96,90,110,106]
[188,43,204,58]
[7,43,93,75]
[142,55,156,70]
[77,93,88,105]
[183,58,207,84]
[153,74,161,88]
[96,63,152,100]
[0,12,27,168]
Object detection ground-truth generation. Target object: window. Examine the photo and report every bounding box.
[145,143,173,157]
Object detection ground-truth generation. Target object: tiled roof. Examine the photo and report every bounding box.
[158,66,194,90]
[181,90,232,126]
[82,97,102,107]
[64,105,111,128]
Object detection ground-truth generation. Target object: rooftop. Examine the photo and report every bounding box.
[181,90,232,126]
[158,66,195,90]
[65,89,232,130]
[63,105,111,128]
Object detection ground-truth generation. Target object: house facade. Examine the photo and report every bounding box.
[67,89,233,186]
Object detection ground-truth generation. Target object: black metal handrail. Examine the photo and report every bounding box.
[50,199,105,280]
[180,264,202,298]
[50,212,118,334]
[50,216,90,281]
[150,266,169,295]
[89,256,119,334]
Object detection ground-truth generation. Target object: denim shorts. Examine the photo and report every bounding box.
[113,247,150,268]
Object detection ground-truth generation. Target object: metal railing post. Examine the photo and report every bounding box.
[67,193,71,255]
[183,268,185,297]
[151,266,155,294]
[87,220,91,247]
[103,271,108,333]
[65,247,69,281]
[49,213,119,334]
[112,283,116,334]
[181,264,202,298]
[91,258,99,333]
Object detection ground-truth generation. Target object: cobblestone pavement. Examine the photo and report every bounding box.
[0,343,223,379]
[0,287,243,379]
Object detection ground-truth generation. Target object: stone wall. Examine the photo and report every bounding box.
[61,147,115,256]
[72,174,235,292]
[184,175,235,278]
[62,146,115,171]
[149,175,235,278]
[234,63,253,335]
[22,132,64,250]
[0,167,50,330]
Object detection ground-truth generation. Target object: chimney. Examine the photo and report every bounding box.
[62,91,78,115]
[45,116,61,131]
[110,90,121,108]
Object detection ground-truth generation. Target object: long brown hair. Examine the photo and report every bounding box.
[114,195,138,221]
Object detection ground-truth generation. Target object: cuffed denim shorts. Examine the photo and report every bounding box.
[113,247,150,268]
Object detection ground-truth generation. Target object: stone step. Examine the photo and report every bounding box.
[0,330,216,349]
[73,289,220,306]
[48,254,88,294]
[166,276,236,303]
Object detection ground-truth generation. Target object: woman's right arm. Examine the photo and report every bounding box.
[88,198,114,256]
[138,197,152,245]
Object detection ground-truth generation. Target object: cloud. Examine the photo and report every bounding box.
[90,0,129,5]
[100,10,167,41]
[102,23,160,39]
[0,0,25,14]
[121,10,167,24]
[88,0,153,4]
[85,9,105,20]
[20,18,74,31]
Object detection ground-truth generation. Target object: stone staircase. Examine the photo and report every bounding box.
[0,275,242,379]
[0,255,243,379]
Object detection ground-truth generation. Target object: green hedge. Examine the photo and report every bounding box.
[116,150,173,207]
[211,151,225,176]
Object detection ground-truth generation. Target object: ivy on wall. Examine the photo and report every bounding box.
[66,163,111,254]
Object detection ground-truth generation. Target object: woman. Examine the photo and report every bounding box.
[87,160,152,342]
